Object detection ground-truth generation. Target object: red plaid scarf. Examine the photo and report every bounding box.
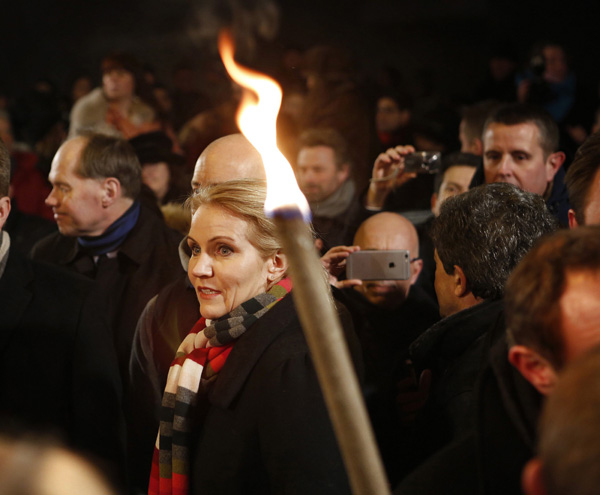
[148,278,292,495]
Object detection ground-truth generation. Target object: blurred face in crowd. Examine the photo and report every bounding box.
[431,165,476,216]
[296,145,349,203]
[483,122,559,196]
[103,68,135,101]
[72,76,92,103]
[45,137,108,237]
[141,162,170,202]
[543,45,569,83]
[376,97,409,134]
[353,213,422,309]
[187,205,273,319]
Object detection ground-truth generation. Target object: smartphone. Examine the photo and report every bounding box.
[346,250,411,281]
[403,151,442,174]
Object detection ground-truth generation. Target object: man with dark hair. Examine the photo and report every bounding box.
[31,134,182,377]
[479,102,570,225]
[0,138,125,487]
[458,100,502,156]
[400,183,557,471]
[396,226,600,495]
[564,131,600,227]
[295,127,365,252]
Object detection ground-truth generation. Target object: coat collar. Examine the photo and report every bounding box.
[54,204,159,268]
[208,293,298,409]
[410,298,504,365]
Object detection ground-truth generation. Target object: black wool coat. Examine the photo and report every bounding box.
[0,248,126,483]
[190,293,364,495]
[30,205,183,378]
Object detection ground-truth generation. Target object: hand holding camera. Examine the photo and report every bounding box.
[366,145,441,209]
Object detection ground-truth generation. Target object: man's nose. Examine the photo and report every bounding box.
[45,189,58,206]
[498,156,513,176]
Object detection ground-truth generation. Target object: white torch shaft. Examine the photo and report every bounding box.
[274,213,389,495]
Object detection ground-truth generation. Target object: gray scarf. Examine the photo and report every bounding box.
[309,179,356,218]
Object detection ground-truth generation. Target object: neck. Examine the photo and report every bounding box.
[89,197,135,237]
[108,96,133,117]
[77,199,140,255]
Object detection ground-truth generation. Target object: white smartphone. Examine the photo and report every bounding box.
[346,250,411,281]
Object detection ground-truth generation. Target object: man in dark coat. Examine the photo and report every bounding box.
[396,225,600,494]
[0,139,125,487]
[397,183,557,477]
[30,134,182,378]
[326,211,439,485]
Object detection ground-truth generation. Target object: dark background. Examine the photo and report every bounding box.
[1,0,598,105]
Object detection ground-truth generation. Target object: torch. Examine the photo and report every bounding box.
[219,30,389,495]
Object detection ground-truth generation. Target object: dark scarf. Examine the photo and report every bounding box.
[77,201,140,255]
[148,277,293,495]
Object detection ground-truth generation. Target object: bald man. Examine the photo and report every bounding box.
[128,133,267,491]
[327,212,439,484]
[352,213,423,309]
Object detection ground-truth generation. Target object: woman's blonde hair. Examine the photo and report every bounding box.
[186,179,281,259]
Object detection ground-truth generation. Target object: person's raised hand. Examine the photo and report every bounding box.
[320,245,363,289]
[366,145,418,209]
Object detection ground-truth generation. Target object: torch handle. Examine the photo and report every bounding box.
[275,215,390,495]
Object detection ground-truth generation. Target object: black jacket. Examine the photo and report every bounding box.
[408,299,505,463]
[31,205,183,377]
[0,248,126,484]
[190,293,364,495]
[394,339,541,495]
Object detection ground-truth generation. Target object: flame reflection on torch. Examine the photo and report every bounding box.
[218,30,310,221]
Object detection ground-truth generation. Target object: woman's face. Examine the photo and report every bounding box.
[102,68,135,101]
[141,162,170,202]
[187,204,273,319]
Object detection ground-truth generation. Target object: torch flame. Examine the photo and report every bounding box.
[218,30,310,220]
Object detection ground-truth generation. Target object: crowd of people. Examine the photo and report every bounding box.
[1,36,600,495]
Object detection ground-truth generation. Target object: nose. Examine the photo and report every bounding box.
[497,155,513,177]
[191,253,213,278]
[45,188,59,207]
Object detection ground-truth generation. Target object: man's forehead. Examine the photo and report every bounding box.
[192,158,265,186]
[484,122,543,151]
[50,138,87,176]
[356,229,414,251]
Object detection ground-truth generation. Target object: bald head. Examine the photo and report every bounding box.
[191,134,266,190]
[353,212,422,308]
[354,212,419,257]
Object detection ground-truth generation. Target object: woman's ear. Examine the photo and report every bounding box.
[266,250,288,284]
